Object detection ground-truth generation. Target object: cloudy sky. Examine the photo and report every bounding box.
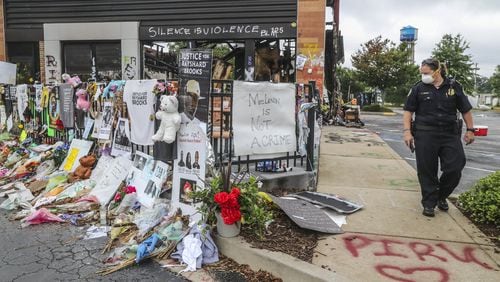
[330,0,500,77]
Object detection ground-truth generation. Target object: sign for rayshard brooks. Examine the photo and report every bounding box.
[233,81,296,156]
[140,23,296,40]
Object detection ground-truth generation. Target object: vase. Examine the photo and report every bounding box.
[215,211,241,238]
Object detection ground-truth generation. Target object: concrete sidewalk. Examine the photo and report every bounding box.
[314,126,499,282]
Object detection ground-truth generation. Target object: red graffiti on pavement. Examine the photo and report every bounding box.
[375,265,450,282]
[342,235,494,281]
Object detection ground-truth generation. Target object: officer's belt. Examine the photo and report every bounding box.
[413,124,456,132]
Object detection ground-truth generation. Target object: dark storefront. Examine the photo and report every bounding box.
[3,0,298,83]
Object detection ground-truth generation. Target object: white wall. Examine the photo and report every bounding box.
[43,22,140,83]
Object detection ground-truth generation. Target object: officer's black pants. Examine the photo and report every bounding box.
[414,130,466,208]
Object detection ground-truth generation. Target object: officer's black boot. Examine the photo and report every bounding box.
[437,199,449,211]
[422,207,435,217]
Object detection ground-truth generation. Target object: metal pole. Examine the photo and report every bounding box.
[306,81,316,172]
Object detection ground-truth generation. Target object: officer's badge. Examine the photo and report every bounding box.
[447,88,456,97]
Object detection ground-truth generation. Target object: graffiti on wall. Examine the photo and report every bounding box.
[342,234,494,282]
[46,55,60,82]
[297,43,324,98]
[123,56,137,80]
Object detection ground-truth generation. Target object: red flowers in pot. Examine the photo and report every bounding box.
[214,187,241,225]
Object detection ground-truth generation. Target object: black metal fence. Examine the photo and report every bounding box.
[2,79,317,172]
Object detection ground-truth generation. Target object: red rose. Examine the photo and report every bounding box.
[125,186,136,194]
[230,187,240,198]
[114,192,122,202]
[214,192,230,206]
[221,207,241,225]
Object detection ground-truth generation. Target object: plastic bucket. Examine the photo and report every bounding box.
[474,126,488,136]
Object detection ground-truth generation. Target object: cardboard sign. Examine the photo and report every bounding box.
[59,139,93,172]
[172,120,206,220]
[90,156,133,205]
[233,81,297,156]
[0,62,16,84]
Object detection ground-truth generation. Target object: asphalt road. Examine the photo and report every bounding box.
[0,208,187,282]
[362,110,500,194]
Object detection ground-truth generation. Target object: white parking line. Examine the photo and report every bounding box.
[404,158,495,173]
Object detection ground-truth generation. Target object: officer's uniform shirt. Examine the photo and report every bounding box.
[404,78,472,127]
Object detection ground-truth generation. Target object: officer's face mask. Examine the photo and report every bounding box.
[421,74,434,84]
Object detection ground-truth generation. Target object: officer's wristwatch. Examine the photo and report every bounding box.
[466,128,475,132]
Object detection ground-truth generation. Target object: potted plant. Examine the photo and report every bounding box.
[189,164,273,239]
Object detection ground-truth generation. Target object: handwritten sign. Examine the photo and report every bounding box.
[233,81,296,156]
[140,23,296,40]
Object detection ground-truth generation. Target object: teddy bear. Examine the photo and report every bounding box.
[62,73,82,88]
[75,89,91,112]
[152,95,181,144]
[68,155,97,182]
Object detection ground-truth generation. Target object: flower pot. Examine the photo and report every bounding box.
[215,212,241,238]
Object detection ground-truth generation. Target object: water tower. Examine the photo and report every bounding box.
[400,26,418,64]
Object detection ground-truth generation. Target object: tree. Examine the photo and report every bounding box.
[351,36,419,105]
[432,34,475,94]
[476,75,492,93]
[336,66,366,101]
[489,65,500,95]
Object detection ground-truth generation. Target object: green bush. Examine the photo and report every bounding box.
[458,171,500,227]
[361,104,394,112]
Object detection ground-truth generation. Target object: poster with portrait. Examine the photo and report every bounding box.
[16,84,28,122]
[91,115,102,139]
[34,84,43,112]
[98,102,113,140]
[172,120,207,219]
[59,84,74,128]
[153,161,169,183]
[48,91,60,130]
[111,118,131,157]
[178,49,213,127]
[89,156,133,205]
[127,153,167,208]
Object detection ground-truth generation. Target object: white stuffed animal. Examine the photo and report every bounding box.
[152,95,181,144]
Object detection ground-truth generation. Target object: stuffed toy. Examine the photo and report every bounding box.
[102,80,126,99]
[152,95,181,144]
[75,89,91,112]
[69,155,97,182]
[62,73,82,88]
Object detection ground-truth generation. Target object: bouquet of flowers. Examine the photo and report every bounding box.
[214,188,241,225]
[114,185,137,203]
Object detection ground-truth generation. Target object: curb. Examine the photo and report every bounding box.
[361,111,398,116]
[214,235,347,282]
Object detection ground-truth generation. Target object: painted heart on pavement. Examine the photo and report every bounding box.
[375,264,450,282]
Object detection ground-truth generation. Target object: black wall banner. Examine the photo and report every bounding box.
[140,23,296,41]
[178,49,213,125]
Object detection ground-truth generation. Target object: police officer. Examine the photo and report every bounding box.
[403,58,475,217]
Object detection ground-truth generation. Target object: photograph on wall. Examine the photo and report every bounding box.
[111,118,131,157]
[16,84,28,122]
[98,102,113,140]
[178,49,213,127]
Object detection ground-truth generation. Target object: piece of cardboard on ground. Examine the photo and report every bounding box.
[291,191,363,214]
[270,195,343,234]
